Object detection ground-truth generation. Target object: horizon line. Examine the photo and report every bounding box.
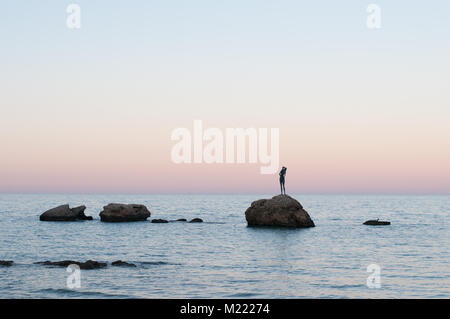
[1,192,449,196]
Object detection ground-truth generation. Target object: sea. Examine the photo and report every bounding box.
[0,194,448,298]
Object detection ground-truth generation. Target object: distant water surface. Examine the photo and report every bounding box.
[0,194,448,298]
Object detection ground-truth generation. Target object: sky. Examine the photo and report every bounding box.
[0,1,449,194]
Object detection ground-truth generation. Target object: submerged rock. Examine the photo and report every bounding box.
[111,260,136,267]
[0,260,13,267]
[99,204,150,222]
[364,220,391,226]
[78,260,107,270]
[40,205,92,221]
[189,218,203,223]
[176,218,187,222]
[152,219,168,223]
[245,195,315,228]
[35,260,107,270]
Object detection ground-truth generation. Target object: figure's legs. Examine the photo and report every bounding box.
[280,182,283,194]
[281,181,285,195]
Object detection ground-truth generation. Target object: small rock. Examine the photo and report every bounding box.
[35,260,75,267]
[363,220,391,226]
[151,219,169,223]
[176,218,187,222]
[189,218,203,223]
[80,260,107,270]
[35,260,107,270]
[0,260,13,267]
[111,260,136,267]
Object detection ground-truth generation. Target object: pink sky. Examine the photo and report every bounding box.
[1,120,449,194]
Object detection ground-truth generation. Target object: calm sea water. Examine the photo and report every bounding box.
[0,194,448,298]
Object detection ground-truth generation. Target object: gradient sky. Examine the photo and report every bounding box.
[1,1,449,194]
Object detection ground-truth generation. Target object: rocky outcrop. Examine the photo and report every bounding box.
[0,260,13,267]
[111,260,136,267]
[71,206,93,220]
[363,220,390,226]
[40,205,93,221]
[189,218,203,223]
[245,195,315,228]
[152,219,168,223]
[35,260,107,270]
[99,204,150,222]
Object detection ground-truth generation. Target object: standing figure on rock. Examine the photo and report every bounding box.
[279,166,287,195]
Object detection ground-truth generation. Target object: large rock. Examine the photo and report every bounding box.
[99,203,151,222]
[245,195,315,228]
[40,205,92,221]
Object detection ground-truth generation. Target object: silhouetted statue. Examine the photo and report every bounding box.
[279,166,287,195]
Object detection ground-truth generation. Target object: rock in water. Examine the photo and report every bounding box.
[99,203,151,222]
[79,260,107,270]
[35,260,107,270]
[71,206,93,220]
[0,260,13,267]
[189,218,203,223]
[36,260,77,267]
[245,195,315,228]
[111,260,137,267]
[40,205,93,221]
[40,205,76,221]
[151,219,168,223]
[363,220,390,226]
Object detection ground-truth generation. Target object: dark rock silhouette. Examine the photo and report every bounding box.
[111,260,136,267]
[35,260,107,270]
[99,204,150,222]
[40,205,92,221]
[152,219,168,223]
[0,260,13,267]
[245,195,315,228]
[176,218,187,222]
[71,206,93,220]
[364,220,390,226]
[189,218,203,223]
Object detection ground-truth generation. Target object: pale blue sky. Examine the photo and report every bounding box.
[1,0,449,122]
[1,1,449,54]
